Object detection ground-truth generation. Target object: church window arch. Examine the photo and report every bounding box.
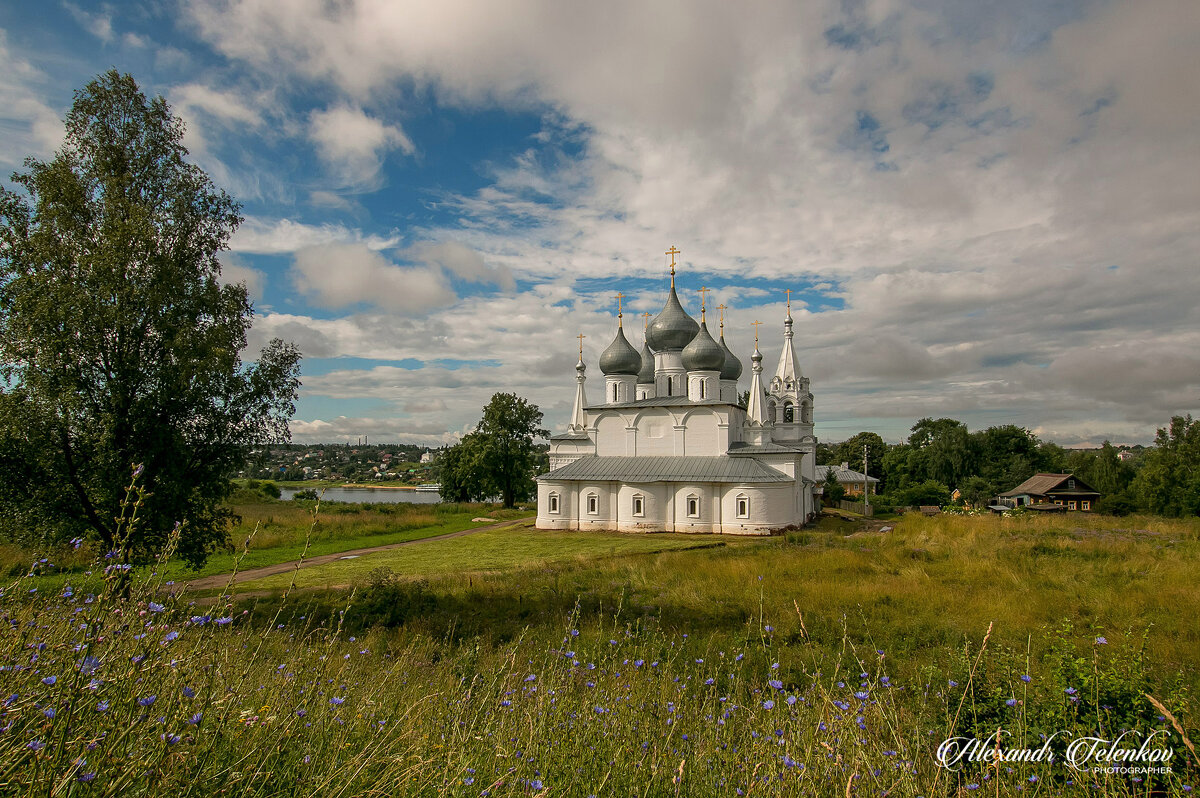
[586,493,599,515]
[686,494,700,518]
[632,494,645,517]
[548,492,560,514]
[783,401,794,423]
[766,399,777,423]
[611,383,618,403]
[699,379,706,399]
[735,493,750,519]
[785,379,794,390]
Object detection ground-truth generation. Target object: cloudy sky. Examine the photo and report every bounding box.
[2,1,1197,447]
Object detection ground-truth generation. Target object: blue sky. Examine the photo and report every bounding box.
[2,0,1198,446]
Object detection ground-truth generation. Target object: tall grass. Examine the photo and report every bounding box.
[2,512,1196,796]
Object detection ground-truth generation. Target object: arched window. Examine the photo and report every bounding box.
[547,492,560,514]
[666,377,672,397]
[612,383,617,403]
[586,493,599,515]
[735,494,749,519]
[686,494,700,518]
[766,400,777,423]
[783,401,794,423]
[699,379,705,399]
[632,494,645,517]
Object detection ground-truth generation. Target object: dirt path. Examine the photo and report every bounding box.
[182,516,533,592]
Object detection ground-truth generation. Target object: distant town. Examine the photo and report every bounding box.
[242,443,442,484]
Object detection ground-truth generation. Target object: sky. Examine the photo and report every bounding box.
[2,1,1198,448]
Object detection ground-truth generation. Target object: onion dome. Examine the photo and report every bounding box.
[719,334,743,380]
[645,285,699,351]
[599,326,641,375]
[682,320,726,372]
[637,341,655,384]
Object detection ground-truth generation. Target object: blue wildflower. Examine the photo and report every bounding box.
[138,695,156,707]
[41,676,56,686]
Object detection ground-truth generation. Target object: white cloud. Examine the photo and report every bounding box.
[64,3,113,43]
[407,241,515,291]
[231,217,400,254]
[217,256,267,301]
[171,83,264,128]
[309,104,413,190]
[0,32,64,170]
[185,0,1200,443]
[291,243,456,312]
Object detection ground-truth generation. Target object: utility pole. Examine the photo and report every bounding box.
[863,443,870,511]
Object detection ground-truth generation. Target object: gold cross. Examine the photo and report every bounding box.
[615,292,625,325]
[642,311,652,330]
[716,303,727,331]
[576,333,586,355]
[784,288,792,310]
[751,320,762,343]
[665,245,680,271]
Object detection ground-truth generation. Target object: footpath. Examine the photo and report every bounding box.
[182,516,533,592]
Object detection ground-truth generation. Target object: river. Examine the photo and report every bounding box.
[278,486,442,504]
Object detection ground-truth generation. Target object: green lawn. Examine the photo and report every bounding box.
[234,523,738,590]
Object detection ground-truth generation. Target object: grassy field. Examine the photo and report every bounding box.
[231,523,737,591]
[2,509,1198,795]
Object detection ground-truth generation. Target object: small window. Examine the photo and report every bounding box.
[666,378,672,397]
[686,495,699,518]
[632,494,645,517]
[587,493,598,515]
[548,492,560,514]
[1081,500,1091,511]
[612,383,617,402]
[1068,501,1077,511]
[1068,479,1076,489]
[735,494,749,519]
[783,402,794,423]
[699,380,705,399]
[1054,500,1063,506]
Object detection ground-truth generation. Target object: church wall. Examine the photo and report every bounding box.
[548,438,594,469]
[594,414,628,456]
[631,409,675,456]
[615,484,670,533]
[677,411,720,456]
[672,483,719,533]
[536,481,576,530]
[575,482,618,531]
[719,484,789,534]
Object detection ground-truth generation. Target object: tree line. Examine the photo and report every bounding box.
[819,415,1200,516]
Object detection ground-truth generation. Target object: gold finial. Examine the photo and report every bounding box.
[717,303,727,333]
[751,320,762,344]
[666,245,680,288]
[784,288,792,311]
[642,311,652,330]
[577,333,586,356]
[698,286,711,320]
[615,292,625,326]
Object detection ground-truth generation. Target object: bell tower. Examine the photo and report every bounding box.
[767,290,813,442]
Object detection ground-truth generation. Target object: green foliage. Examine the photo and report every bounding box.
[0,71,300,565]
[889,479,952,507]
[827,431,887,487]
[439,392,548,507]
[1131,415,1200,517]
[821,468,846,505]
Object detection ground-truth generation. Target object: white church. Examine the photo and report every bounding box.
[536,249,818,534]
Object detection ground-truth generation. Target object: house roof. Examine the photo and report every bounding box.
[586,396,741,410]
[727,441,807,455]
[815,464,879,484]
[548,431,592,441]
[998,473,1099,498]
[537,455,792,484]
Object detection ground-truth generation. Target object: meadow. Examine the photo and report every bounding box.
[2,507,1198,796]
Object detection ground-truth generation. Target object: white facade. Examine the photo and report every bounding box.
[537,273,818,535]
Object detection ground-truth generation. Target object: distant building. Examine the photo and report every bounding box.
[998,473,1100,511]
[420,451,434,464]
[816,463,878,496]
